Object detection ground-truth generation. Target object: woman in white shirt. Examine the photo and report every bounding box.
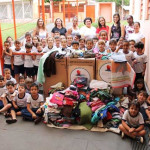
[80,17,96,39]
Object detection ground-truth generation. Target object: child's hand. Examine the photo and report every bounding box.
[129,128,135,133]
[32,114,37,119]
[142,71,145,76]
[148,106,150,111]
[14,105,19,109]
[133,59,137,64]
[36,108,41,114]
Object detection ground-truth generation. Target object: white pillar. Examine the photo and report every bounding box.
[7,4,12,19]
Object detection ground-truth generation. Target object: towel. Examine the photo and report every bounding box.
[111,60,135,88]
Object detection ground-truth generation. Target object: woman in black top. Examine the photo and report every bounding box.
[109,13,125,41]
[51,18,67,37]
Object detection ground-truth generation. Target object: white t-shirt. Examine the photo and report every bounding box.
[122,110,144,127]
[34,53,43,67]
[43,46,58,53]
[133,52,147,73]
[6,76,17,84]
[118,50,135,66]
[80,26,96,39]
[24,55,34,68]
[1,90,18,102]
[4,54,11,65]
[14,93,29,107]
[128,32,144,43]
[125,25,134,40]
[27,94,44,108]
[12,48,25,66]
[0,86,7,97]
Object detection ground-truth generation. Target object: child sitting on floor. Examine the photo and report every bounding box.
[119,100,145,143]
[0,75,6,109]
[4,68,16,85]
[22,83,44,124]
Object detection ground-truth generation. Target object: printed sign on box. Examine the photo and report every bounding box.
[67,58,95,86]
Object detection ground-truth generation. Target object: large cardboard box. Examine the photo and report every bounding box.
[43,58,68,97]
[96,59,111,83]
[67,58,96,86]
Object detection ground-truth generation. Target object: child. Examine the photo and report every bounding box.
[2,41,12,73]
[24,43,34,78]
[61,39,72,56]
[18,76,25,84]
[54,31,60,37]
[41,38,47,48]
[119,100,145,143]
[99,30,109,49]
[137,91,150,121]
[71,41,83,58]
[4,68,16,85]
[117,37,124,49]
[60,35,66,41]
[74,34,81,42]
[43,37,56,53]
[22,83,44,124]
[116,40,135,66]
[25,77,34,93]
[33,42,43,78]
[54,36,61,48]
[92,37,99,48]
[0,75,6,109]
[133,42,147,81]
[0,81,17,124]
[129,40,136,53]
[79,38,86,51]
[107,39,117,54]
[32,36,40,52]
[6,36,14,49]
[22,32,32,47]
[12,84,29,116]
[67,35,73,48]
[12,40,25,83]
[85,38,94,51]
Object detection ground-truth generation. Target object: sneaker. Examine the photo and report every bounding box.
[135,136,144,143]
[6,119,17,124]
[34,117,42,125]
[121,132,125,139]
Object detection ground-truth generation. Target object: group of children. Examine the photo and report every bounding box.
[0,24,149,143]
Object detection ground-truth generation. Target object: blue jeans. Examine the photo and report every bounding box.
[0,100,4,109]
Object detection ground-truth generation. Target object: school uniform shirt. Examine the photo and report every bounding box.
[1,90,18,102]
[34,52,43,67]
[14,93,29,108]
[43,46,58,53]
[4,54,11,65]
[0,86,7,97]
[24,54,34,68]
[27,94,44,109]
[118,50,135,66]
[6,76,17,84]
[12,48,25,66]
[122,110,144,128]
[140,102,148,109]
[133,52,147,73]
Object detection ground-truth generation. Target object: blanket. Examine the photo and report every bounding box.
[111,60,135,88]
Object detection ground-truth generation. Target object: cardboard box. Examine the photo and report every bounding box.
[43,58,68,97]
[67,58,96,86]
[96,59,111,83]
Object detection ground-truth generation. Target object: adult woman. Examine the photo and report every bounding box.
[128,22,145,44]
[67,17,80,38]
[80,17,96,39]
[109,13,125,41]
[33,18,48,40]
[51,18,67,37]
[96,16,109,40]
[124,15,134,40]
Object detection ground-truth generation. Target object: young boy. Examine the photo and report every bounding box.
[22,32,32,47]
[0,75,6,109]
[41,38,47,49]
[24,43,34,78]
[67,35,73,48]
[129,40,136,53]
[12,84,29,116]
[54,31,60,37]
[119,100,145,143]
[133,42,147,81]
[12,40,25,83]
[4,68,16,85]
[74,34,81,42]
[54,36,61,48]
[85,38,94,51]
[0,81,17,123]
[107,39,117,54]
[22,83,44,124]
[79,38,86,51]
[92,37,99,48]
[25,77,34,93]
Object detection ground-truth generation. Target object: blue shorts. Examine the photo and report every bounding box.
[34,66,38,76]
[14,64,24,74]
[25,67,34,77]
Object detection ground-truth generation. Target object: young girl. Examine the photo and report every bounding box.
[32,36,40,52]
[119,100,145,143]
[107,39,117,54]
[41,38,47,48]
[129,40,136,53]
[99,30,109,49]
[85,38,94,51]
[79,38,86,51]
[67,35,73,48]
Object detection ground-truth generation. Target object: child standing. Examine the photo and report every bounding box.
[133,42,147,81]
[119,100,145,143]
[22,83,44,124]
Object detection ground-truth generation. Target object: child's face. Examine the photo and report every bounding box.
[130,45,135,52]
[18,86,25,94]
[26,35,31,42]
[55,39,60,44]
[135,48,142,53]
[54,33,60,37]
[74,36,79,42]
[129,105,139,117]
[15,42,21,50]
[41,39,46,47]
[147,96,150,104]
[93,40,98,46]
[100,32,107,40]
[19,79,25,84]
[4,43,10,49]
[32,37,38,44]
[67,37,73,44]
[73,44,79,50]
[86,41,93,50]
[79,40,85,48]
[61,40,67,47]
[60,36,66,41]
[48,38,54,47]
[123,42,129,53]
[138,93,146,104]
[6,85,15,94]
[30,86,38,96]
[117,38,123,47]
[0,80,5,87]
[37,45,43,52]
[109,43,117,51]
[98,43,105,51]
[137,83,144,90]
[26,48,31,53]
[5,71,11,79]
[26,82,32,89]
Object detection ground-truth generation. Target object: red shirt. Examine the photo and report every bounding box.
[96,26,109,40]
